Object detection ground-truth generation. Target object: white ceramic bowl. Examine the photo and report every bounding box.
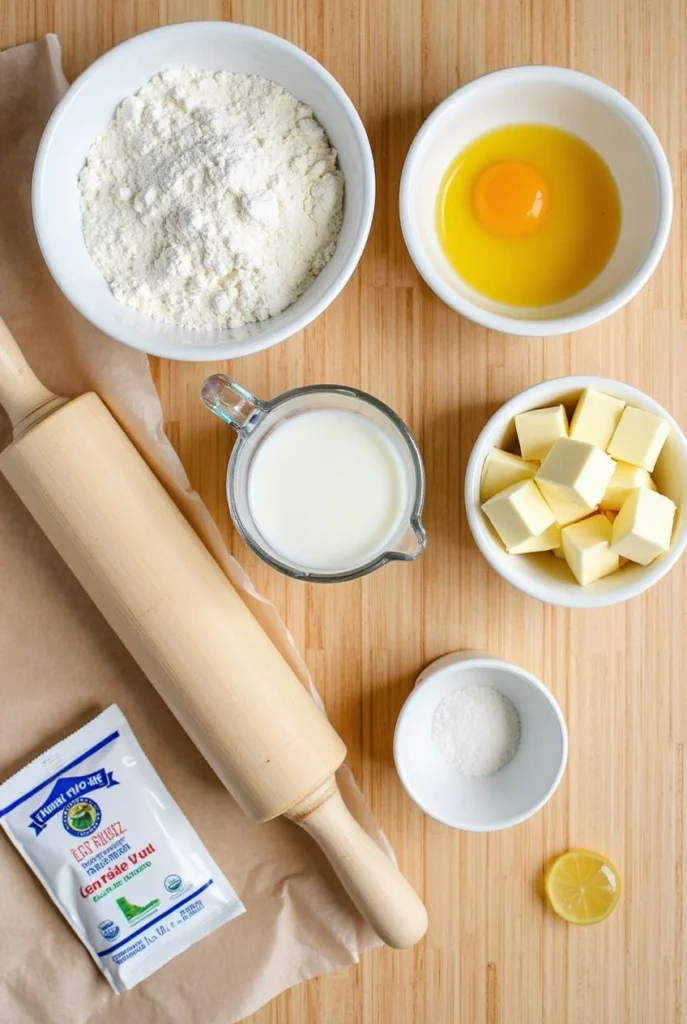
[394,652,567,832]
[32,22,375,361]
[465,376,687,607]
[400,66,672,336]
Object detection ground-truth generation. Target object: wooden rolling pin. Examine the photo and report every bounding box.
[0,319,427,950]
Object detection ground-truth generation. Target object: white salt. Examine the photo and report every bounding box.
[431,685,521,777]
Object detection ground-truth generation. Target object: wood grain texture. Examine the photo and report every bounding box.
[2,0,685,1020]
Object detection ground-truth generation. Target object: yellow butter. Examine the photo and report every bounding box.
[611,487,676,566]
[480,448,538,502]
[515,405,569,461]
[602,509,626,562]
[600,461,656,511]
[536,482,595,526]
[536,438,616,510]
[607,406,670,472]
[510,522,562,554]
[569,388,625,449]
[561,514,620,585]
[482,479,556,553]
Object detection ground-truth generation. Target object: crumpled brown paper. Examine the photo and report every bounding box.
[0,34,386,1024]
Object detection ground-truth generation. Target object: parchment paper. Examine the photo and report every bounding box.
[0,35,385,1024]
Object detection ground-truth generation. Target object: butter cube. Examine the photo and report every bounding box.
[602,509,626,562]
[515,405,569,461]
[510,522,562,554]
[537,486,595,527]
[482,479,556,553]
[607,407,670,471]
[611,487,676,566]
[569,388,625,449]
[480,448,538,502]
[562,514,620,585]
[536,438,616,511]
[600,461,657,511]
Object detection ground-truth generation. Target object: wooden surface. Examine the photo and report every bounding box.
[2,0,686,1020]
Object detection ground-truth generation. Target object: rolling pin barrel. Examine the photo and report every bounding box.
[0,318,427,949]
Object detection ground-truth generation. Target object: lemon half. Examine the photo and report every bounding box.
[545,849,621,925]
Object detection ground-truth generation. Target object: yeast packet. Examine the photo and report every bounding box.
[0,705,245,992]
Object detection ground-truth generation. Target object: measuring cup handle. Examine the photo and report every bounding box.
[201,375,265,434]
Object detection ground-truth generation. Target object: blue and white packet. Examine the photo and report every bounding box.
[0,705,245,992]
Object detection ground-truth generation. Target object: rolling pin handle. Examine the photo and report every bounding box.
[289,779,428,949]
[0,317,64,435]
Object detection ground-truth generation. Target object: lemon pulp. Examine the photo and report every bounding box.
[545,849,621,925]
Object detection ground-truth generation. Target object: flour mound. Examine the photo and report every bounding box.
[78,69,344,333]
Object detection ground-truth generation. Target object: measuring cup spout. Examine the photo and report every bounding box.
[201,375,265,433]
[390,518,426,561]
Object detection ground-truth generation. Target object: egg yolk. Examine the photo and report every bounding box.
[472,161,550,237]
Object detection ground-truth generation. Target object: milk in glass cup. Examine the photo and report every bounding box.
[201,376,426,582]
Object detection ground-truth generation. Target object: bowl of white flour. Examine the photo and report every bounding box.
[32,23,375,360]
[394,652,568,831]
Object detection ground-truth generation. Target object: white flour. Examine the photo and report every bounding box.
[78,69,344,332]
[431,686,521,777]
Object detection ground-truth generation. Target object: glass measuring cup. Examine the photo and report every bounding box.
[201,375,426,582]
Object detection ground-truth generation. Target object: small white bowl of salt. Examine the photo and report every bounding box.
[394,652,567,832]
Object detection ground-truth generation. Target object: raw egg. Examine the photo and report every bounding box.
[436,124,621,308]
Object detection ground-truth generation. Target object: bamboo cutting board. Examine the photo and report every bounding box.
[2,0,686,1021]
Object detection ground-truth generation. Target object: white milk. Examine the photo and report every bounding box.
[247,408,409,571]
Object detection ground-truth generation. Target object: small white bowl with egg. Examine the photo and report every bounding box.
[400,66,672,336]
[32,22,375,361]
[394,652,568,832]
[465,376,687,607]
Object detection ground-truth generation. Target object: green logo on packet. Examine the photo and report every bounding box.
[67,801,98,832]
[63,797,102,837]
[116,895,161,923]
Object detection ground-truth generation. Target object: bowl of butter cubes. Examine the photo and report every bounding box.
[465,376,687,607]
